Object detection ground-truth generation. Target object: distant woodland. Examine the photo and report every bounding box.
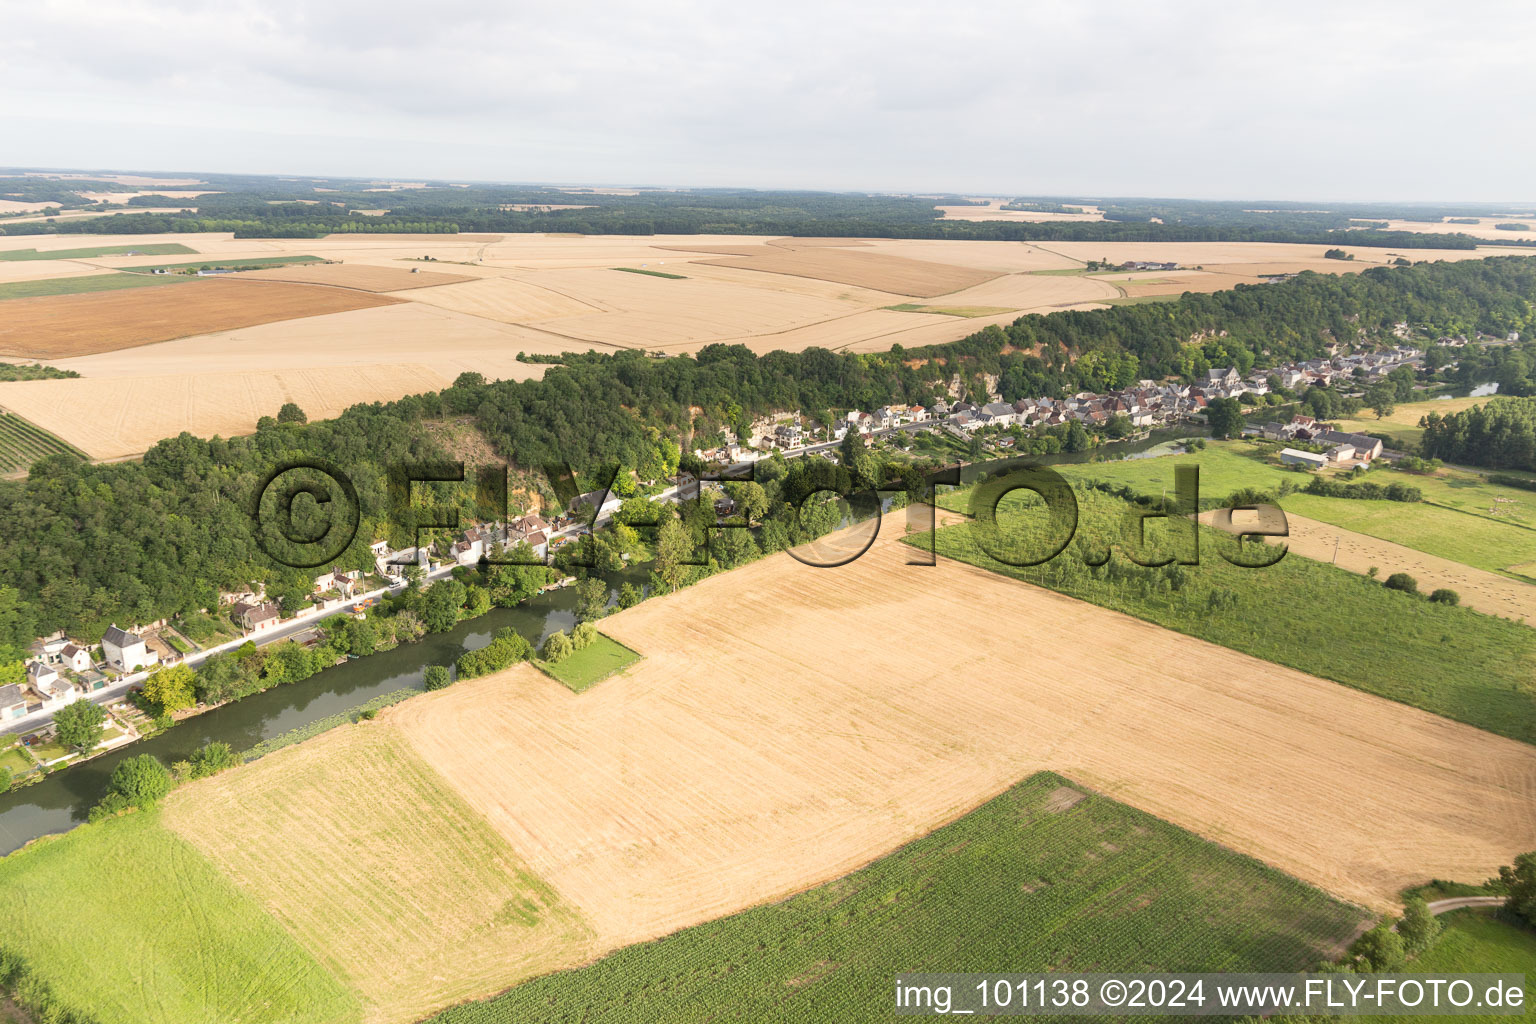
[3,171,1532,247]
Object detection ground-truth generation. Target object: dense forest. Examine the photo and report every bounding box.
[4,172,1528,247]
[1,257,1535,653]
[1420,397,1536,470]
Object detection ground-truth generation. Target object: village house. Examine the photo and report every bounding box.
[58,643,92,674]
[979,401,1017,427]
[101,624,158,673]
[573,489,624,526]
[0,683,27,722]
[380,546,430,578]
[27,661,76,707]
[28,635,69,665]
[232,601,282,634]
[1326,443,1356,463]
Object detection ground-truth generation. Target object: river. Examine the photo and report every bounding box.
[0,427,1201,855]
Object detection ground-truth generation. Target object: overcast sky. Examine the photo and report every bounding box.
[4,0,1533,202]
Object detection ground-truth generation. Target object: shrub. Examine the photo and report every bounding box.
[90,754,172,821]
[152,712,174,732]
[1383,572,1419,595]
[423,665,452,691]
[1398,896,1440,954]
[541,630,573,664]
[1496,851,1536,928]
[455,628,533,679]
[187,741,236,779]
[1349,922,1405,971]
[0,765,10,793]
[1428,588,1460,605]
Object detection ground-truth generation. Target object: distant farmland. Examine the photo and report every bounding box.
[0,242,196,261]
[0,277,402,359]
[0,271,195,301]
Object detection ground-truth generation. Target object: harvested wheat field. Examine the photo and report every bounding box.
[12,303,567,457]
[6,231,1528,455]
[400,275,604,322]
[1373,217,1536,242]
[1206,508,1536,626]
[0,361,452,458]
[162,725,593,1024]
[695,246,1006,296]
[0,277,401,358]
[934,200,1107,222]
[382,512,1536,981]
[236,263,475,291]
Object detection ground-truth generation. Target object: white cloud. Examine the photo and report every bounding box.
[1,0,1532,200]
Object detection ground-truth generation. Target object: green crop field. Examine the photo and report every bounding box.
[884,303,1017,317]
[427,771,1366,1023]
[924,483,1536,743]
[1369,910,1535,1024]
[0,271,195,301]
[0,243,196,261]
[1055,443,1536,576]
[119,254,325,273]
[612,266,686,279]
[535,633,641,693]
[0,810,360,1024]
[0,413,87,474]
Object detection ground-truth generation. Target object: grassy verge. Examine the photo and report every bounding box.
[0,809,360,1024]
[923,483,1536,743]
[238,688,416,761]
[533,633,641,693]
[612,266,686,279]
[1365,910,1534,1024]
[0,243,196,261]
[426,771,1366,1023]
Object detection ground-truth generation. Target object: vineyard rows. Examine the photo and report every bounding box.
[0,413,85,473]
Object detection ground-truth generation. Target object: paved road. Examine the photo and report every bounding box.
[2,562,457,738]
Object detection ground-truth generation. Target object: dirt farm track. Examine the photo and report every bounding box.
[161,513,1536,1021]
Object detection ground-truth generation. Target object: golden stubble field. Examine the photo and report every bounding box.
[151,514,1536,1022]
[163,725,593,1024]
[393,516,1533,940]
